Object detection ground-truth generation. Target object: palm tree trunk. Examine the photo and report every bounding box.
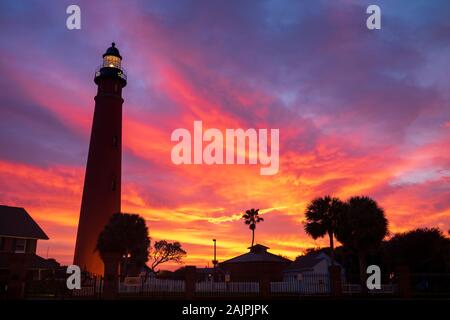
[328,230,335,265]
[359,253,367,294]
[251,229,255,247]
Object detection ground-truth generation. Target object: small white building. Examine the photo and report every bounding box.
[283,252,343,281]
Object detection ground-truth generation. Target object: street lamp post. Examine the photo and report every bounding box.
[212,239,218,268]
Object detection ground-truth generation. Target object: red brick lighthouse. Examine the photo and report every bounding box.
[74,43,126,275]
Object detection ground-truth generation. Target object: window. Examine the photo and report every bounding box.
[0,237,4,251]
[112,135,119,148]
[15,239,27,253]
[103,55,121,69]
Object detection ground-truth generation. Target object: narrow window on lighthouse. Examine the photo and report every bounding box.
[112,135,118,148]
[111,178,117,191]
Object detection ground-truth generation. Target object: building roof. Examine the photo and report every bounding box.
[284,252,333,273]
[247,244,269,250]
[221,244,291,264]
[0,205,49,239]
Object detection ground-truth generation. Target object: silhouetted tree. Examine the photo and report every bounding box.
[304,196,345,264]
[96,213,150,275]
[335,196,388,287]
[385,228,450,273]
[242,208,264,247]
[149,240,186,274]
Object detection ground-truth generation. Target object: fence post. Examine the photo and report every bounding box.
[102,252,121,299]
[259,276,270,299]
[396,266,411,298]
[6,253,29,299]
[329,265,342,298]
[184,266,197,299]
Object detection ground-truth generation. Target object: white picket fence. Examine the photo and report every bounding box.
[271,280,330,295]
[119,278,185,293]
[271,273,331,295]
[342,283,398,295]
[196,282,259,295]
[72,286,96,297]
[74,277,397,297]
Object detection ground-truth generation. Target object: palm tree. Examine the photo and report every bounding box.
[335,196,388,288]
[304,196,345,265]
[96,212,151,276]
[242,208,264,247]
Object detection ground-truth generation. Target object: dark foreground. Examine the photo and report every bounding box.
[2,298,449,319]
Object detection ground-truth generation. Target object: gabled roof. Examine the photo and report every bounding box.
[222,244,291,264]
[0,205,49,239]
[284,252,333,272]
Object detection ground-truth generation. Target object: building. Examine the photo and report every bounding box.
[220,244,291,282]
[283,251,343,281]
[73,43,127,275]
[159,266,225,282]
[0,205,59,281]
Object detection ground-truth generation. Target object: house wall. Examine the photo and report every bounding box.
[313,260,329,274]
[27,239,37,254]
[282,255,346,281]
[0,237,14,252]
[283,271,308,281]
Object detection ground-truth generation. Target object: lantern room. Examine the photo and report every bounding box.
[94,42,127,87]
[102,42,122,69]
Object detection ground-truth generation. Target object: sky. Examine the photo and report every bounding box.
[0,0,449,269]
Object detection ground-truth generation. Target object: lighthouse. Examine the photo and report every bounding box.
[73,43,127,275]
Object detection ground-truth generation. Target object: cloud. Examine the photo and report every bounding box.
[0,0,449,267]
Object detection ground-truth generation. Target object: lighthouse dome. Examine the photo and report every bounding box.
[103,42,122,60]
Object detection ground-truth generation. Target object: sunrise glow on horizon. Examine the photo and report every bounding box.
[0,0,449,270]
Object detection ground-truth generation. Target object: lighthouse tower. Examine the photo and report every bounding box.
[74,43,127,275]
